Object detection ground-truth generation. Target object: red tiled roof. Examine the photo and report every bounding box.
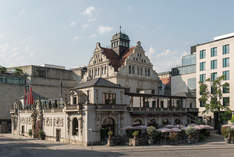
[160,78,171,85]
[101,46,136,71]
[121,47,135,63]
[101,48,121,71]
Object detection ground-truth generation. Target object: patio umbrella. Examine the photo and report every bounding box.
[171,127,182,132]
[157,128,173,133]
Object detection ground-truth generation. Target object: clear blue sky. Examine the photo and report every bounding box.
[1,0,234,72]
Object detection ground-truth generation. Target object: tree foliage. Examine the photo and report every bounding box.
[199,76,230,114]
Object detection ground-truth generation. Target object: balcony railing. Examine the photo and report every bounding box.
[127,107,198,113]
[96,104,126,111]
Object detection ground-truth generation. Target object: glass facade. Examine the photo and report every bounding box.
[223,57,229,67]
[182,54,196,66]
[171,65,195,76]
[210,60,217,69]
[223,70,230,80]
[211,47,217,57]
[172,54,196,76]
[0,75,26,85]
[200,50,206,59]
[223,44,229,55]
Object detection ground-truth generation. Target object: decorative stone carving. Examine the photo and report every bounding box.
[44,117,52,127]
[54,117,64,127]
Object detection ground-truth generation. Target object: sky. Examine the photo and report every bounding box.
[1,0,234,72]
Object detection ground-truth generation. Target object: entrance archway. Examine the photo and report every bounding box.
[100,117,115,143]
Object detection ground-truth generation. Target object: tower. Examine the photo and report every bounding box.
[111,28,130,56]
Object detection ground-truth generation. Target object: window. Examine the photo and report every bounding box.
[223,44,229,55]
[148,68,151,77]
[104,93,116,104]
[145,68,147,76]
[223,83,230,93]
[200,62,206,71]
[73,96,77,104]
[211,72,217,81]
[211,60,217,69]
[211,85,216,94]
[223,97,230,106]
[223,58,230,67]
[223,70,230,80]
[72,118,78,135]
[200,100,205,107]
[200,74,206,83]
[129,65,131,74]
[132,65,135,74]
[200,50,206,59]
[137,66,139,75]
[211,47,217,57]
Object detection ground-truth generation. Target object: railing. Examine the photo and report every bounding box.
[96,104,126,110]
[127,107,198,113]
[64,104,81,111]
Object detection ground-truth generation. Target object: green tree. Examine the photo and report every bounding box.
[14,68,24,75]
[199,76,230,133]
[0,66,7,73]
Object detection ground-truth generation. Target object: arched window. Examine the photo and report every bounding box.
[72,118,78,136]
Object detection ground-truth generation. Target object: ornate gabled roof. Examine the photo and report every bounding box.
[74,78,123,89]
[101,47,121,71]
[121,46,135,63]
[100,46,136,71]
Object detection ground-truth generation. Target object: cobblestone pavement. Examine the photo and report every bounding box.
[1,134,234,157]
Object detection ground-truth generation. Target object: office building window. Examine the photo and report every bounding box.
[200,50,206,59]
[223,44,229,55]
[211,72,217,81]
[211,85,216,94]
[200,62,206,71]
[211,47,217,57]
[223,57,230,67]
[200,74,206,83]
[211,60,217,69]
[223,97,230,106]
[223,83,230,93]
[223,70,230,80]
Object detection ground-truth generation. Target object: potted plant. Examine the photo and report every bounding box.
[169,132,178,145]
[38,130,46,140]
[28,129,32,137]
[221,126,231,143]
[147,126,156,144]
[129,130,140,146]
[185,127,197,144]
[230,115,234,125]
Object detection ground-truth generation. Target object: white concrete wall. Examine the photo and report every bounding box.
[196,37,234,115]
[171,73,196,96]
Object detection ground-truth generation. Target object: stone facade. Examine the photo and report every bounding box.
[10,31,198,145]
[0,65,81,133]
